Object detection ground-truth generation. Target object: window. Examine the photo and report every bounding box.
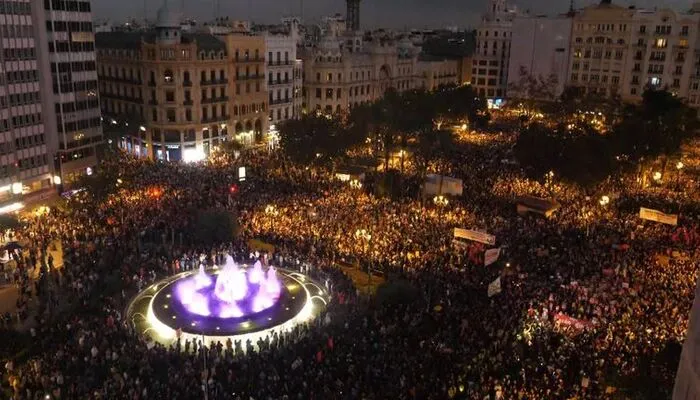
[165,91,175,102]
[315,88,322,99]
[655,38,667,48]
[326,88,333,99]
[185,109,192,121]
[166,109,176,122]
[164,69,174,83]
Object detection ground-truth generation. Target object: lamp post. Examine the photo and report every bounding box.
[354,228,372,291]
[676,161,684,187]
[433,195,449,219]
[264,204,278,231]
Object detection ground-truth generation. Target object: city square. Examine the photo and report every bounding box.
[0,0,700,399]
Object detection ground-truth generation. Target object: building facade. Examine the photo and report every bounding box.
[508,14,573,99]
[566,1,700,104]
[416,56,459,91]
[301,32,419,114]
[264,27,302,126]
[35,0,102,185]
[0,0,55,209]
[472,0,516,98]
[96,3,268,162]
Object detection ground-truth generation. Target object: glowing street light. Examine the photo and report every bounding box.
[433,195,449,207]
[599,195,610,206]
[349,179,362,189]
[653,171,662,181]
[676,161,684,170]
[264,204,278,216]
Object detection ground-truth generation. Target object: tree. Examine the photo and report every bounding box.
[279,114,361,166]
[192,209,237,244]
[508,66,558,116]
[412,129,455,182]
[612,89,698,179]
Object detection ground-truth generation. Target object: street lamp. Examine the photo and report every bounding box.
[676,161,684,170]
[433,195,449,207]
[349,179,362,189]
[653,171,662,182]
[599,195,610,206]
[354,228,372,290]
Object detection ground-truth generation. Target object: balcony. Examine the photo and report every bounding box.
[235,74,263,81]
[148,81,156,87]
[268,79,292,86]
[183,80,192,87]
[183,99,193,106]
[148,99,158,105]
[270,98,292,105]
[202,96,229,104]
[200,79,228,85]
[202,114,230,123]
[235,57,264,63]
[268,61,293,67]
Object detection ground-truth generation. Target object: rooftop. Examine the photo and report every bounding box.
[96,31,227,54]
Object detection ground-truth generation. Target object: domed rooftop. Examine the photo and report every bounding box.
[156,1,181,29]
[398,36,414,50]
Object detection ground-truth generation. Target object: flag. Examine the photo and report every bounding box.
[484,247,501,266]
[488,277,502,297]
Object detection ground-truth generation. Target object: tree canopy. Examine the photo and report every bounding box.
[514,89,698,187]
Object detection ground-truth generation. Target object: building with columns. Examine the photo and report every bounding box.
[300,0,421,114]
[96,2,268,161]
[471,0,517,99]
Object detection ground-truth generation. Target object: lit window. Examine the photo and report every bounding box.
[655,38,667,48]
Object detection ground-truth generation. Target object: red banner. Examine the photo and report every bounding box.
[554,313,594,330]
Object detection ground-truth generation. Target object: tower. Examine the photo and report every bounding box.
[155,0,181,45]
[346,0,361,32]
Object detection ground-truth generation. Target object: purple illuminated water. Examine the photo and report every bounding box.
[174,256,282,318]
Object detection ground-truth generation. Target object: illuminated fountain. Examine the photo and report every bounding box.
[129,254,331,348]
[174,256,280,318]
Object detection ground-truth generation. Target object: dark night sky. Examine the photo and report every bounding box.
[93,0,690,29]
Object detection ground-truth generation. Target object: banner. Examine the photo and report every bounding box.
[454,228,496,246]
[487,277,501,297]
[639,207,678,226]
[554,313,593,330]
[484,247,501,266]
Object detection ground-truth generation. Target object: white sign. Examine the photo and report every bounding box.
[454,228,496,246]
[488,277,502,297]
[639,207,678,226]
[424,174,463,196]
[484,247,501,266]
[238,166,246,182]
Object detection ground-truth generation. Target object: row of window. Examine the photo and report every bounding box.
[573,48,624,60]
[570,74,621,85]
[0,1,31,15]
[2,47,35,61]
[52,79,98,95]
[44,0,91,12]
[11,112,41,128]
[7,91,39,107]
[48,41,95,53]
[1,24,34,39]
[5,69,39,84]
[56,116,100,134]
[15,133,45,150]
[314,85,376,100]
[51,60,96,73]
[55,98,99,114]
[45,20,93,33]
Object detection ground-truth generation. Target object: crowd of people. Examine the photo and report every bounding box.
[0,128,698,399]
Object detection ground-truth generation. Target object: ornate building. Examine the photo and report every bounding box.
[472,0,517,98]
[96,3,267,161]
[301,32,419,114]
